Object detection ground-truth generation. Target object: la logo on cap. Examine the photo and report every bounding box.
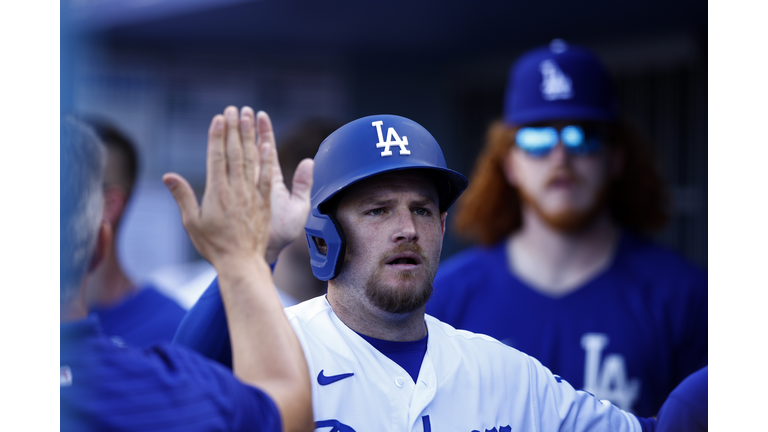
[372,120,411,157]
[540,59,573,101]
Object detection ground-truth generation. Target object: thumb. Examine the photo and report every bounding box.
[163,173,200,226]
[290,158,314,203]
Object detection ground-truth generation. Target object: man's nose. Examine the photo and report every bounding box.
[391,210,419,243]
[548,141,571,165]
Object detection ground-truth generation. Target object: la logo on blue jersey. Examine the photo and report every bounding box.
[372,120,410,157]
[581,333,640,411]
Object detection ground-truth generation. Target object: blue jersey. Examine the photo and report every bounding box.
[60,316,281,432]
[656,366,708,432]
[426,232,707,417]
[90,285,186,348]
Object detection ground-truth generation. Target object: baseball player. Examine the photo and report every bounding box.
[60,108,313,431]
[175,114,656,431]
[425,40,708,417]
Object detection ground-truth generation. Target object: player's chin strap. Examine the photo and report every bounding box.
[305,209,346,281]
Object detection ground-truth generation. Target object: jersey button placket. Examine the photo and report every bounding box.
[394,376,406,388]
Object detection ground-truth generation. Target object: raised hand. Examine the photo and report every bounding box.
[257,115,315,263]
[162,106,273,269]
[162,107,314,432]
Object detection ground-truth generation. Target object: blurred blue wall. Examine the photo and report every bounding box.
[66,0,707,286]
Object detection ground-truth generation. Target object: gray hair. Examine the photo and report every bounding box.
[60,117,106,304]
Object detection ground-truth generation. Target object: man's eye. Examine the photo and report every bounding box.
[368,208,385,216]
[413,208,430,216]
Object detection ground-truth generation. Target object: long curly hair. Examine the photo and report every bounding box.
[452,119,669,245]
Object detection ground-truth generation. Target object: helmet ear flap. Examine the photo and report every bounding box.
[305,208,346,281]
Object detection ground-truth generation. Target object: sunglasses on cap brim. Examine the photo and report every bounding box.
[514,125,603,157]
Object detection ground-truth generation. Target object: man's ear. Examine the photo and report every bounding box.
[440,212,447,236]
[103,185,128,227]
[88,220,113,272]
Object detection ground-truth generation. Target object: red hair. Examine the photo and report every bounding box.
[452,120,669,245]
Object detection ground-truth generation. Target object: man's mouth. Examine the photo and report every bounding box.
[547,172,580,189]
[385,252,422,266]
[549,178,576,188]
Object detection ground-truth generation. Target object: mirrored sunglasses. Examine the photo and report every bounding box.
[515,125,603,157]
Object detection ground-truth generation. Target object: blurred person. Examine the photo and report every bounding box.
[81,118,186,347]
[174,114,657,431]
[426,39,707,417]
[656,366,707,432]
[272,118,341,303]
[60,109,313,432]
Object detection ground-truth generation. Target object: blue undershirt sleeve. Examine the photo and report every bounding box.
[636,416,657,432]
[173,277,233,368]
[172,260,278,369]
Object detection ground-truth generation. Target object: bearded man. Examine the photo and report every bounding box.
[175,113,657,431]
[426,39,707,418]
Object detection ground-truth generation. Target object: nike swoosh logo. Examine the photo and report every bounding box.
[317,369,354,386]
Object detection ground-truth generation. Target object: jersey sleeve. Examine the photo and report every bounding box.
[656,366,708,432]
[172,260,279,368]
[158,344,282,432]
[197,351,282,432]
[526,355,655,432]
[173,276,234,368]
[671,270,708,386]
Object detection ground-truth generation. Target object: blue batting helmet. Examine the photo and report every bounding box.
[304,114,467,281]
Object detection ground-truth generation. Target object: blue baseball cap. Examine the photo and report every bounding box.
[503,39,620,126]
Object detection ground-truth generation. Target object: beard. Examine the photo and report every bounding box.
[363,244,435,314]
[516,171,610,233]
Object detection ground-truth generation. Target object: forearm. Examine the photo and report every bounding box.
[165,107,314,431]
[216,257,313,432]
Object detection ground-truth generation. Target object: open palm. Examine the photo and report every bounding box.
[257,114,315,264]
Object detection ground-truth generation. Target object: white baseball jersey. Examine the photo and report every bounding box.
[285,296,645,432]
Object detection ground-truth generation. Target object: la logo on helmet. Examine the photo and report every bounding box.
[372,120,411,157]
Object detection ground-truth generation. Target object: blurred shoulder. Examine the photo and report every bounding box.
[437,241,506,278]
[618,231,706,283]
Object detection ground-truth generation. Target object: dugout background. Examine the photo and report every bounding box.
[64,0,707,285]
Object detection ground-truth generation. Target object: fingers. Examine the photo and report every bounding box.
[258,142,274,207]
[256,111,276,201]
[256,111,276,151]
[270,137,285,190]
[224,106,244,185]
[290,158,314,202]
[240,107,257,189]
[163,173,199,227]
[205,107,277,202]
[206,115,226,195]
